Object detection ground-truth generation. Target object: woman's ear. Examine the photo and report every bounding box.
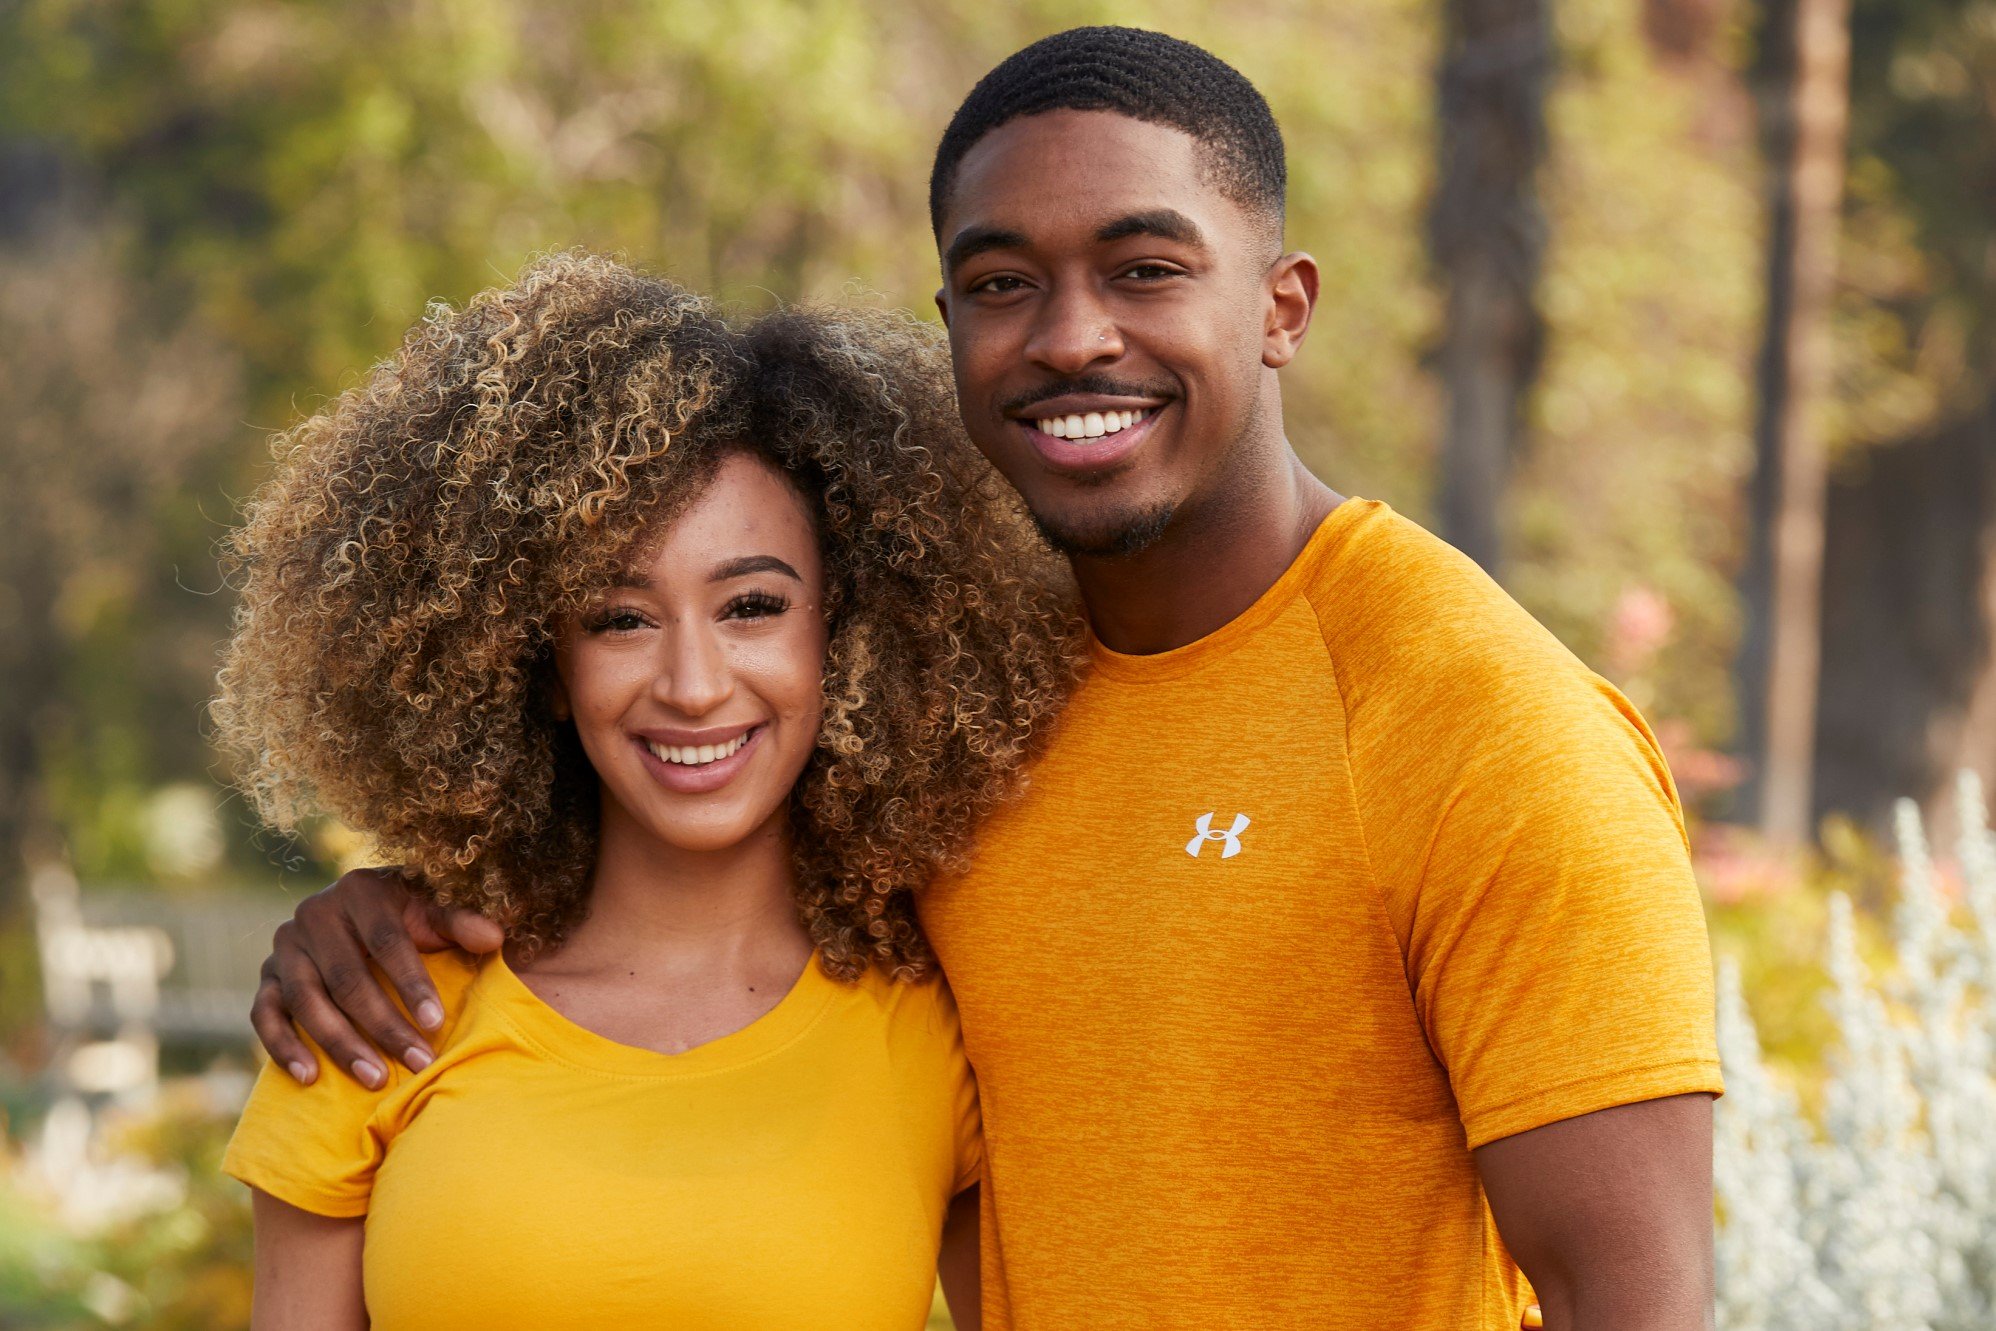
[546,669,572,723]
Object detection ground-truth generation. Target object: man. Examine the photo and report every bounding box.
[248,28,1720,1329]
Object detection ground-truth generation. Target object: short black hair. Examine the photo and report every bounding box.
[928,27,1286,241]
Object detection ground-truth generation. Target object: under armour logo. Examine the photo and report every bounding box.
[1185,812,1251,859]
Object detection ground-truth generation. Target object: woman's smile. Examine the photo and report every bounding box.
[632,722,767,795]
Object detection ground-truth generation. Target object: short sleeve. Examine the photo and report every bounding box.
[1403,674,1722,1148]
[222,1035,394,1217]
[221,949,478,1216]
[1330,514,1722,1150]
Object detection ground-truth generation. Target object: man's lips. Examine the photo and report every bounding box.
[1012,402,1167,475]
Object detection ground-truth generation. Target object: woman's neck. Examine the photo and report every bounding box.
[540,802,813,982]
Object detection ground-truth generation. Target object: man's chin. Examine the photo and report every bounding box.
[1028,500,1177,559]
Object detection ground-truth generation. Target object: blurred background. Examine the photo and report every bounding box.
[0,0,1990,1325]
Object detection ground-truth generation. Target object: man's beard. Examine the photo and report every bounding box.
[1027,499,1177,559]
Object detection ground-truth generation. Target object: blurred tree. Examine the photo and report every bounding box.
[0,148,241,909]
[1810,0,1996,833]
[1735,0,1853,846]
[1428,0,1551,575]
[1506,0,1760,764]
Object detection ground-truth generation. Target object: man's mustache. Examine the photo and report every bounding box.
[999,374,1178,415]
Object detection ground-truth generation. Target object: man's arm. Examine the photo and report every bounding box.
[937,1184,981,1331]
[252,868,503,1087]
[250,1190,366,1330]
[1476,1093,1715,1331]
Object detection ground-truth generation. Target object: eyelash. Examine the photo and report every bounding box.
[968,265,1181,294]
[582,591,790,634]
[585,607,649,634]
[724,591,790,620]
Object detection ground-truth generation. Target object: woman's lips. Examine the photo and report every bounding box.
[632,724,764,795]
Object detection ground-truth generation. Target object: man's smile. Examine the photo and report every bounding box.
[1013,401,1168,475]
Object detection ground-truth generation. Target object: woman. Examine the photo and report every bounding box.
[212,252,1081,1329]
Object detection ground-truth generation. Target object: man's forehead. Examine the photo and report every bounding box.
[942,111,1222,226]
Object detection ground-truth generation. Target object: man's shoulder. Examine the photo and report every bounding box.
[1303,498,1591,712]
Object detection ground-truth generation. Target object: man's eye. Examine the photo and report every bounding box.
[724,592,790,620]
[970,274,1029,295]
[1121,264,1181,281]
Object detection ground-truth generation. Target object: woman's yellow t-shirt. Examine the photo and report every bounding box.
[224,950,980,1331]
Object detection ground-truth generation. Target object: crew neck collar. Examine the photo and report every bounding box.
[1084,498,1369,684]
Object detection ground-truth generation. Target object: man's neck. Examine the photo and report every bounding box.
[1074,447,1342,656]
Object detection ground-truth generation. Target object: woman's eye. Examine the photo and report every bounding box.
[586,608,649,633]
[724,591,790,621]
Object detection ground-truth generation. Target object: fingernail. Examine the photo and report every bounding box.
[405,1047,433,1072]
[352,1059,384,1089]
[288,1061,314,1085]
[416,1000,444,1030]
[1523,1305,1544,1329]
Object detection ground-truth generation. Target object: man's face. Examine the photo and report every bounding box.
[934,109,1296,558]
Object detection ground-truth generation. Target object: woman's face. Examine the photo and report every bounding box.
[552,451,829,856]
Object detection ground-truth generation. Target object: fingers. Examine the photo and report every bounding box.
[284,870,435,1076]
[251,954,318,1085]
[433,904,504,956]
[267,919,390,1088]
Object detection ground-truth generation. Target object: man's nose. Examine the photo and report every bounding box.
[1023,285,1124,375]
[654,623,734,716]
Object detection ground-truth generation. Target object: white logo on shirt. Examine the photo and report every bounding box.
[1186,812,1251,859]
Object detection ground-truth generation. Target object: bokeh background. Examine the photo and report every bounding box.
[1,0,1990,1325]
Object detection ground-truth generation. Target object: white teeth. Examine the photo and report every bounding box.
[1032,407,1153,442]
[646,733,749,766]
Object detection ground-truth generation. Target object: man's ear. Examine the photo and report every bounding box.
[934,286,951,330]
[1262,251,1319,370]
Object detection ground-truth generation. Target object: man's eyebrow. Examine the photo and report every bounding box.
[1094,209,1207,248]
[943,225,1030,276]
[710,554,802,583]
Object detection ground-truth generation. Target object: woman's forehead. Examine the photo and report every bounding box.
[623,452,822,583]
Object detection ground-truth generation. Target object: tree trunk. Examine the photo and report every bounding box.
[1816,403,1996,839]
[1737,0,1851,845]
[1429,0,1552,576]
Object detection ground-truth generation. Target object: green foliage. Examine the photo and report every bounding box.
[1511,0,1762,747]
[0,1094,253,1330]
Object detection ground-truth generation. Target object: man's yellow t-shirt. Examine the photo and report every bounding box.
[224,949,980,1330]
[918,499,1723,1329]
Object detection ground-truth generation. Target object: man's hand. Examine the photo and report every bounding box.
[251,867,504,1088]
[1476,1094,1715,1331]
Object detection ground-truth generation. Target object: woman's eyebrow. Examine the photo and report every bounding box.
[710,554,802,583]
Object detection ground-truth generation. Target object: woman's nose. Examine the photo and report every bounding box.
[653,624,734,716]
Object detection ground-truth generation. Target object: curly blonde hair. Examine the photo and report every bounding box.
[213,252,1082,979]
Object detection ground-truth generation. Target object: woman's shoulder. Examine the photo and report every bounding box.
[395,947,489,1044]
[832,964,967,1057]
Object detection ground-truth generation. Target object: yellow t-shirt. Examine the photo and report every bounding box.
[918,499,1722,1330]
[224,949,980,1331]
